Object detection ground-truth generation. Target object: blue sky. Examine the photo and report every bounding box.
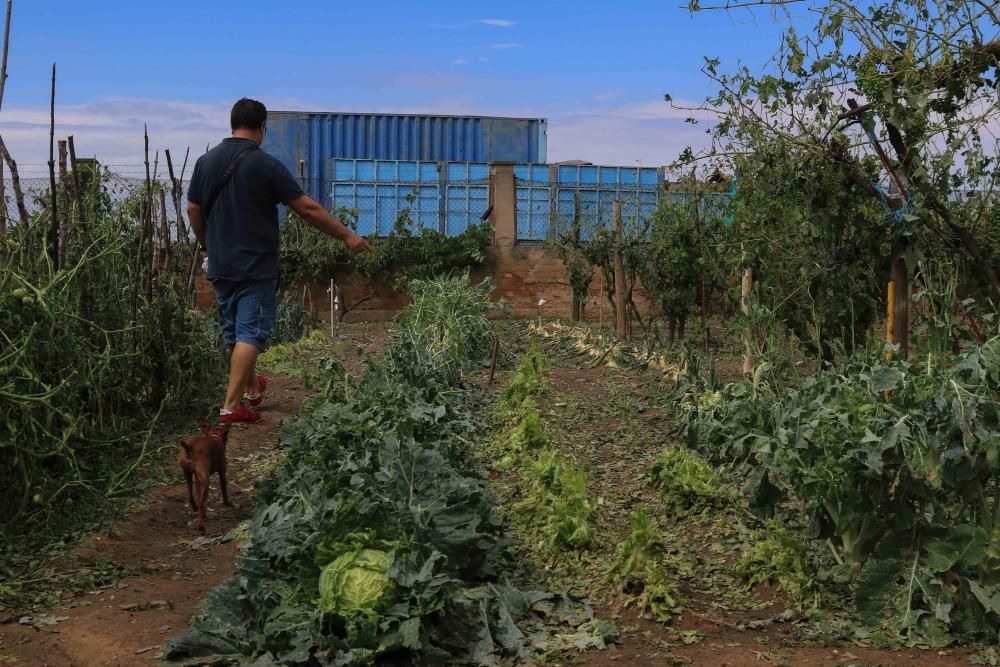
[1,0,801,175]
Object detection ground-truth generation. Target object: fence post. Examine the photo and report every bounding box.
[613,199,627,339]
[490,162,516,248]
[57,139,68,267]
[889,244,909,358]
[741,266,753,375]
[570,192,582,322]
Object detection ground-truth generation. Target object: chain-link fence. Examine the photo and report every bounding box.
[2,172,197,243]
[326,159,491,237]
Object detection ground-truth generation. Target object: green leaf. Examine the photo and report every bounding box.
[857,554,927,634]
[969,581,1000,615]
[871,367,903,392]
[925,526,988,573]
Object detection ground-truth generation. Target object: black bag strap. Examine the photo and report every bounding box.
[202,144,258,221]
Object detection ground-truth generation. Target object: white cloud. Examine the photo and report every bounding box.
[452,56,469,65]
[546,99,716,166]
[478,19,516,27]
[0,97,233,178]
[593,89,624,102]
[489,42,523,49]
[478,56,490,63]
[0,95,718,179]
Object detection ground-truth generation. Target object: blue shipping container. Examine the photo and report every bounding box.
[263,111,546,206]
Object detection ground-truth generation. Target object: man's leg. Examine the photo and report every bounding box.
[220,279,275,420]
[223,342,259,412]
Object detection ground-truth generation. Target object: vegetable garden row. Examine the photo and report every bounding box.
[163,277,613,665]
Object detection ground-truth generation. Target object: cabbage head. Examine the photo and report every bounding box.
[318,548,391,613]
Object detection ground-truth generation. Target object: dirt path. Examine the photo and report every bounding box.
[0,374,309,666]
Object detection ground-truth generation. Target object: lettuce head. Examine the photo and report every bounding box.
[318,548,391,613]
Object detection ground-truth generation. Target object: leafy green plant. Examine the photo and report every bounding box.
[498,337,545,418]
[279,209,493,292]
[611,509,681,622]
[689,336,1000,643]
[317,548,392,614]
[515,442,594,553]
[506,399,547,453]
[496,349,594,554]
[163,280,603,665]
[396,271,499,371]
[650,447,726,513]
[0,169,223,539]
[269,290,312,345]
[735,527,817,605]
[257,330,332,376]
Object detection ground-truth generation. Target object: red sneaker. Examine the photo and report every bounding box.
[220,406,262,424]
[246,375,267,408]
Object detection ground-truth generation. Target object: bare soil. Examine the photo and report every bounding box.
[0,374,309,666]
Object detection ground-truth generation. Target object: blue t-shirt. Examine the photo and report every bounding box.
[187,137,304,282]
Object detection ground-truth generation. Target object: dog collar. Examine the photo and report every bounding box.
[208,433,225,445]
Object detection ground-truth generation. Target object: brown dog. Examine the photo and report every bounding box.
[178,418,232,534]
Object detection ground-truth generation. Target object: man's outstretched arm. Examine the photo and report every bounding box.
[288,195,371,254]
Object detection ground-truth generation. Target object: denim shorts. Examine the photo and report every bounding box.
[212,278,277,351]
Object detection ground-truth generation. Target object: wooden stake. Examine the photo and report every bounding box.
[570,192,582,322]
[885,279,895,359]
[159,186,170,266]
[0,1,11,110]
[143,125,153,299]
[742,266,753,375]
[47,62,58,269]
[613,199,627,339]
[67,134,82,217]
[487,337,500,386]
[890,246,909,358]
[694,171,709,353]
[0,158,5,240]
[57,138,68,266]
[0,0,25,230]
[165,148,187,242]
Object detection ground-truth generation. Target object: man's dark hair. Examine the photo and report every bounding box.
[231,98,267,131]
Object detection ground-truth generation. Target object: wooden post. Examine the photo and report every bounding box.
[570,192,582,321]
[694,172,709,353]
[0,0,26,230]
[67,135,81,210]
[57,139,68,266]
[487,337,500,386]
[159,187,170,266]
[613,199,627,339]
[0,1,10,111]
[890,245,909,358]
[885,279,895,358]
[742,266,753,375]
[0,158,5,240]
[47,63,58,268]
[165,148,189,243]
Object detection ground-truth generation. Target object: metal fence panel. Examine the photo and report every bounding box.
[446,184,489,236]
[519,164,662,241]
[330,158,489,236]
[514,164,551,240]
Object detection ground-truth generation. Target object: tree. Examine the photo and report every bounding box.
[674,0,999,358]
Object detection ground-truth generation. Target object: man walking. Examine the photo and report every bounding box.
[187,98,371,424]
